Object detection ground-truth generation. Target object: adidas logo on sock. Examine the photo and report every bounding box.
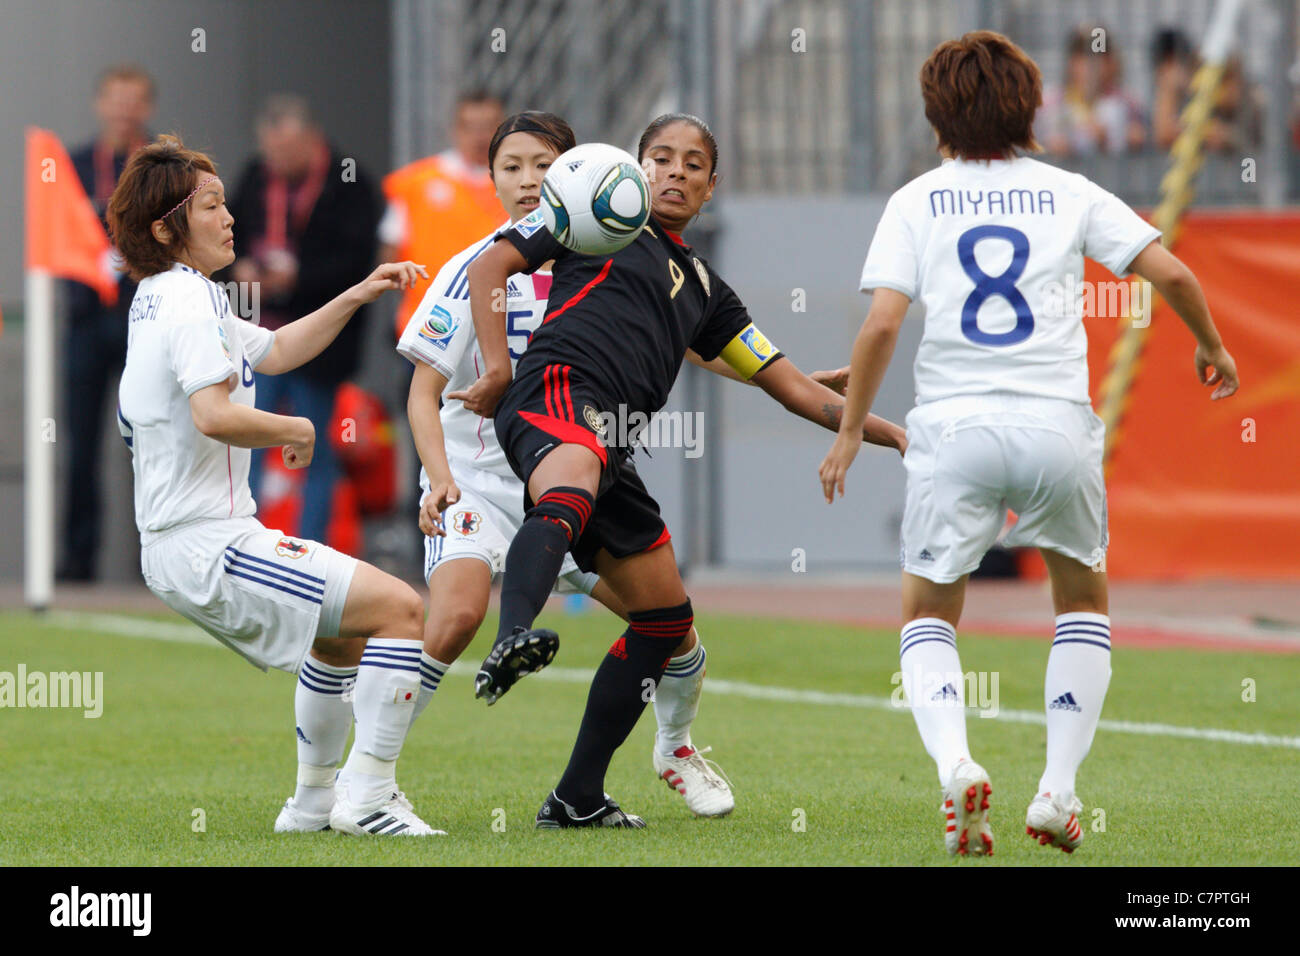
[295,725,311,744]
[930,682,960,702]
[1049,691,1083,712]
[608,637,628,660]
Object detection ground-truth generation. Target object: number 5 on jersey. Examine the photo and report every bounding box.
[958,225,1034,347]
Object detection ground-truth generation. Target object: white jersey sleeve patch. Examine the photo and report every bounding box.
[397,290,472,380]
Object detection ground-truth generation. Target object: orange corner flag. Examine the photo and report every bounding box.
[25,127,118,305]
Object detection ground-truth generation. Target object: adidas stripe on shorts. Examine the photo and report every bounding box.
[900,392,1107,584]
[140,516,358,673]
[421,463,597,595]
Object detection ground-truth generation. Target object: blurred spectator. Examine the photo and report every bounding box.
[219,94,382,543]
[1151,28,1195,149]
[1151,28,1262,154]
[1205,57,1264,153]
[378,89,504,338]
[57,64,154,582]
[1040,25,1144,156]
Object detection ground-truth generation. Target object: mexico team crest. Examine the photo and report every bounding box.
[583,404,607,436]
[276,537,309,559]
[452,510,482,535]
[692,257,710,295]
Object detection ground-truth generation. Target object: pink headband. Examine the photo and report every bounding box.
[161,175,218,220]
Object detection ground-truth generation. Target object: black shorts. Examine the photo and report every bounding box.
[495,362,670,573]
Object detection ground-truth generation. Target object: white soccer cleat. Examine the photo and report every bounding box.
[941,759,994,856]
[1025,791,1084,853]
[329,792,446,837]
[273,797,331,833]
[653,745,735,817]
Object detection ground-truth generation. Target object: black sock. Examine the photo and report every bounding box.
[555,601,694,813]
[495,487,594,644]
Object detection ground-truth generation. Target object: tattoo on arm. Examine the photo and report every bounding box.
[821,403,842,431]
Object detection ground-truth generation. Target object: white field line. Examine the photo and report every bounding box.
[32,610,1300,751]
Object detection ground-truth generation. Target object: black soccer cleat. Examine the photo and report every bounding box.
[474,626,559,705]
[534,791,646,829]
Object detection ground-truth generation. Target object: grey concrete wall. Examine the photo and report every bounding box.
[634,194,922,574]
[0,0,391,584]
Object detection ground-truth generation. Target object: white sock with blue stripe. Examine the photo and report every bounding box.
[1038,612,1112,802]
[408,651,450,730]
[899,618,970,785]
[654,637,706,756]
[345,638,422,808]
[292,656,357,815]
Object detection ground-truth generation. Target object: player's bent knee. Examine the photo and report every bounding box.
[626,599,695,654]
[433,604,486,645]
[393,584,425,639]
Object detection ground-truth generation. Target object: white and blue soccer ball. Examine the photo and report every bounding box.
[538,142,651,256]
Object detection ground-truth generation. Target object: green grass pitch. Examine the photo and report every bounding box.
[1,605,1296,866]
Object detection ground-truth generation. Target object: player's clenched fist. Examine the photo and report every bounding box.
[282,417,315,469]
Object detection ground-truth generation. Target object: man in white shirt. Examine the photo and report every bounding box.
[820,30,1239,858]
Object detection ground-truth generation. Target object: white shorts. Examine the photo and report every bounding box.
[140,516,358,673]
[420,465,596,595]
[900,394,1107,583]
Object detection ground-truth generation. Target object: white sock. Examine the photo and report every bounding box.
[345,638,421,808]
[292,657,356,814]
[654,640,706,756]
[1038,612,1112,802]
[899,618,970,785]
[408,651,450,730]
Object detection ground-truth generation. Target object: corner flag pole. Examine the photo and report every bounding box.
[24,269,55,610]
[1097,0,1245,471]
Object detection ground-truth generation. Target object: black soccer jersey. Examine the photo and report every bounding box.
[498,210,782,418]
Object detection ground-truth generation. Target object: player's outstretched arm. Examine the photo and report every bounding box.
[1126,241,1239,400]
[449,241,531,417]
[407,362,460,538]
[255,262,427,375]
[750,356,906,450]
[189,382,315,468]
[818,288,910,502]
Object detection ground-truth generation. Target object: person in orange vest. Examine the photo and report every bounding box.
[378,90,505,340]
[58,64,154,582]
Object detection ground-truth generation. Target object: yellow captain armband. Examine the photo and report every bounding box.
[718,323,781,380]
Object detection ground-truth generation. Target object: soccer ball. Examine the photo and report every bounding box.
[538,143,651,255]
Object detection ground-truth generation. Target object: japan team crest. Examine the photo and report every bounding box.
[452,510,482,535]
[276,537,309,559]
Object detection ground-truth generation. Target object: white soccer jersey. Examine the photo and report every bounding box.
[860,156,1160,405]
[118,263,275,543]
[397,224,553,477]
